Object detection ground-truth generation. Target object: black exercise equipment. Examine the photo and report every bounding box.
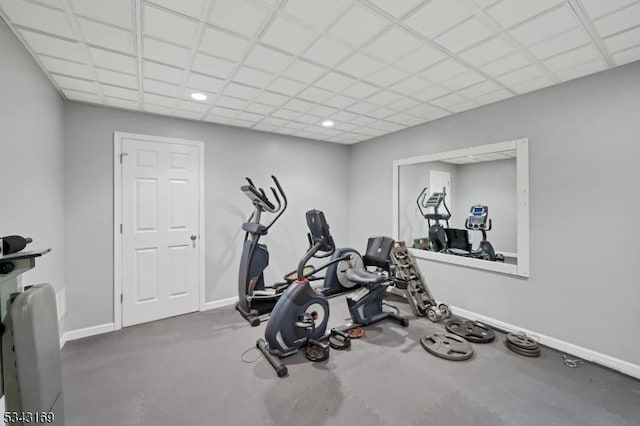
[443,205,504,261]
[416,187,451,252]
[445,318,495,343]
[506,333,541,357]
[256,211,409,377]
[0,235,32,255]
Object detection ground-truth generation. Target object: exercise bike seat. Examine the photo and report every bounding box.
[345,269,386,285]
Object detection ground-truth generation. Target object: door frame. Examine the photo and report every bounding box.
[113,132,205,331]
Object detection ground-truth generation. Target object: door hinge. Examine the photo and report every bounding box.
[121,293,123,304]
[118,152,128,164]
[120,224,123,234]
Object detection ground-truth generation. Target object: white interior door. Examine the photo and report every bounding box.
[120,136,201,327]
[429,170,451,201]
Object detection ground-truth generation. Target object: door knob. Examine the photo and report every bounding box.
[190,234,197,241]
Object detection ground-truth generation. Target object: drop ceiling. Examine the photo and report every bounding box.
[1,0,638,144]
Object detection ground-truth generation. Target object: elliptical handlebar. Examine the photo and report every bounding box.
[241,175,288,231]
[416,187,429,217]
[264,175,287,231]
[416,186,452,220]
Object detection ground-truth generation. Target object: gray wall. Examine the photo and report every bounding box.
[456,158,517,252]
[0,22,65,303]
[63,103,350,331]
[348,61,640,365]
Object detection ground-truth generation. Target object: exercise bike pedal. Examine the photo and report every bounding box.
[305,339,330,362]
[328,328,351,350]
[295,313,316,330]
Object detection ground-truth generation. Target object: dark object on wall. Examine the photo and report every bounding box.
[1,235,33,255]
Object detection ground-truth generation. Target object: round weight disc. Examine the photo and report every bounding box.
[420,333,474,361]
[337,252,364,288]
[445,319,495,343]
[507,333,538,350]
[506,342,541,358]
[438,303,451,319]
[346,327,365,339]
[305,344,330,362]
[426,306,442,322]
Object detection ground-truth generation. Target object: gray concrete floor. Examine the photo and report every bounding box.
[62,295,640,426]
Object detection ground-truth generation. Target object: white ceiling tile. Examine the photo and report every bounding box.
[324,94,357,108]
[386,112,423,125]
[297,113,325,124]
[30,0,64,7]
[284,98,316,112]
[208,0,270,37]
[51,74,99,93]
[283,121,307,130]
[176,110,204,120]
[254,90,288,106]
[230,118,257,127]
[337,53,385,78]
[543,44,601,72]
[71,0,132,28]
[281,59,327,83]
[611,45,640,65]
[472,0,500,9]
[302,37,353,66]
[89,47,137,74]
[297,86,333,103]
[102,84,138,100]
[368,0,423,18]
[424,109,451,120]
[199,27,250,61]
[366,67,409,87]
[405,103,439,117]
[179,100,210,113]
[209,106,239,117]
[78,18,135,54]
[350,115,376,126]
[412,85,448,101]
[106,97,139,110]
[592,3,640,37]
[314,72,357,92]
[421,59,468,82]
[1,0,75,38]
[603,27,640,53]
[510,75,555,93]
[509,6,579,46]
[458,80,501,98]
[390,76,430,94]
[335,122,358,131]
[554,58,607,81]
[528,27,591,59]
[96,68,138,88]
[39,56,92,79]
[244,102,275,115]
[343,81,380,98]
[457,35,515,66]
[435,17,495,52]
[387,97,420,111]
[186,73,224,92]
[244,45,292,73]
[395,44,447,72]
[404,0,472,38]
[480,52,530,76]
[271,108,300,120]
[144,61,185,84]
[497,65,544,86]
[223,82,261,100]
[367,90,403,105]
[144,78,179,96]
[309,104,340,117]
[19,30,85,63]
[144,37,189,68]
[216,95,248,109]
[329,4,388,46]
[366,107,395,119]
[148,0,206,19]
[251,123,278,132]
[184,87,216,101]
[63,89,102,103]
[578,0,637,19]
[233,66,273,87]
[144,5,198,47]
[442,70,485,90]
[487,0,562,28]
[430,93,466,107]
[364,27,423,62]
[268,77,306,95]
[144,92,178,107]
[283,0,351,28]
[260,16,316,54]
[191,53,235,79]
[330,110,359,121]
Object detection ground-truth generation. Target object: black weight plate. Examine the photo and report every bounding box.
[420,333,474,361]
[446,319,495,343]
[506,342,541,358]
[506,333,538,350]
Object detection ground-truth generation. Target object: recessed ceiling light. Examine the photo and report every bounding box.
[190,92,207,101]
[321,120,334,128]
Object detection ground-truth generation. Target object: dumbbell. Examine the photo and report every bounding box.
[0,235,33,255]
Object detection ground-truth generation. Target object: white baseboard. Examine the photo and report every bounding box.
[202,296,238,311]
[452,306,640,380]
[62,322,115,344]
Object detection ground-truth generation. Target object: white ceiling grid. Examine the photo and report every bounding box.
[0,0,638,144]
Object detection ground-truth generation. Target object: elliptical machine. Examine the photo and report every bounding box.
[464,205,503,261]
[416,187,451,252]
[257,209,409,377]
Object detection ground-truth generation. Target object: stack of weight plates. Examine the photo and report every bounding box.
[506,333,541,357]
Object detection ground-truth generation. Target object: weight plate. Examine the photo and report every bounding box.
[420,333,474,361]
[506,333,538,350]
[346,327,365,339]
[305,343,330,362]
[426,306,442,322]
[445,319,495,343]
[506,342,541,358]
[438,303,451,319]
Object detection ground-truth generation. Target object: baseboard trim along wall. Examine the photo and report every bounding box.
[202,296,238,311]
[452,306,640,380]
[61,322,115,348]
